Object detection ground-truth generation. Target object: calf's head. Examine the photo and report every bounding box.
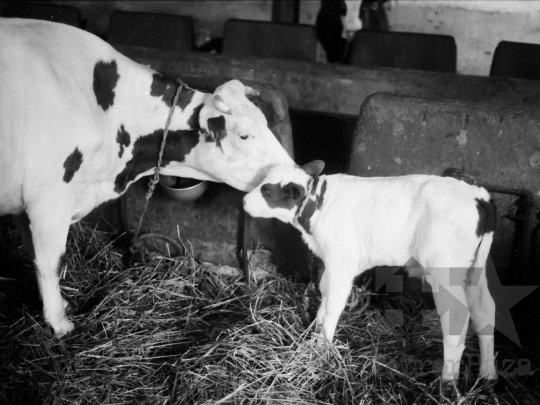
[196,80,294,191]
[243,160,325,223]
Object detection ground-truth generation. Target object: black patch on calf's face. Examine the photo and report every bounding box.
[114,129,200,193]
[475,198,496,236]
[116,125,131,158]
[261,182,304,211]
[63,148,83,183]
[207,116,227,147]
[150,73,194,109]
[93,60,119,111]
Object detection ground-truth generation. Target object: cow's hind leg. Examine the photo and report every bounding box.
[27,204,73,338]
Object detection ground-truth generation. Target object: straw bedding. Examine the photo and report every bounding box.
[0,217,538,404]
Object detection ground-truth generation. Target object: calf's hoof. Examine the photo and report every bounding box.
[439,380,461,401]
[49,317,75,339]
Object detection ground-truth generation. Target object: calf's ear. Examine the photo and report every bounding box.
[302,160,325,177]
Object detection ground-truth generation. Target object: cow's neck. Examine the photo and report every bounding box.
[110,64,211,194]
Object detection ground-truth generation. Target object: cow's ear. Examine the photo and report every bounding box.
[213,95,232,115]
[302,160,325,177]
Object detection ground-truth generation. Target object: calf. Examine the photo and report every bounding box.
[243,161,497,383]
[0,18,294,337]
[316,0,388,63]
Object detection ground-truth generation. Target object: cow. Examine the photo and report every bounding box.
[316,0,389,63]
[0,18,294,338]
[243,161,498,385]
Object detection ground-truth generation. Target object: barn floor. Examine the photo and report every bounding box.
[0,216,539,405]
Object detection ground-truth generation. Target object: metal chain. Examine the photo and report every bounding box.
[130,83,184,251]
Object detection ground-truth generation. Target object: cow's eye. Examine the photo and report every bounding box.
[240,135,249,140]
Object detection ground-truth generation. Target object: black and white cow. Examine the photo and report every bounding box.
[244,161,497,383]
[316,0,389,63]
[0,18,294,338]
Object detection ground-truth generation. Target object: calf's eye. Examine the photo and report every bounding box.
[240,135,249,140]
[261,184,272,197]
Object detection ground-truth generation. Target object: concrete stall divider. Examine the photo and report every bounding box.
[349,92,540,285]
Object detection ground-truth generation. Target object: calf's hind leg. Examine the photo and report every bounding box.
[425,268,470,383]
[465,274,497,380]
[27,202,74,338]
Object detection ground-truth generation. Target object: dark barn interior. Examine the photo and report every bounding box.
[0,1,539,404]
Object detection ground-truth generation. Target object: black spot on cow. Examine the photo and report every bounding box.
[207,116,227,147]
[63,148,83,183]
[187,104,203,130]
[116,125,131,158]
[93,60,119,111]
[114,129,200,193]
[150,73,194,109]
[203,130,214,143]
[475,198,496,236]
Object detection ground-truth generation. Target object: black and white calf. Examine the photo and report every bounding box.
[316,0,388,63]
[243,161,497,383]
[0,18,294,338]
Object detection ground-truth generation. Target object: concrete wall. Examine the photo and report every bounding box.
[7,0,540,76]
[300,0,540,76]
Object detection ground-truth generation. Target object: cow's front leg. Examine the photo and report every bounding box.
[27,205,73,338]
[316,260,356,343]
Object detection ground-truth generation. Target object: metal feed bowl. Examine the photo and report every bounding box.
[158,175,208,201]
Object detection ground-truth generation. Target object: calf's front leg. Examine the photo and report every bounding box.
[316,259,357,342]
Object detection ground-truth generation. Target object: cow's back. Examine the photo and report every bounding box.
[0,18,123,215]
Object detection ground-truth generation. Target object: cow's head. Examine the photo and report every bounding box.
[243,160,325,225]
[192,80,294,192]
[341,0,363,40]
